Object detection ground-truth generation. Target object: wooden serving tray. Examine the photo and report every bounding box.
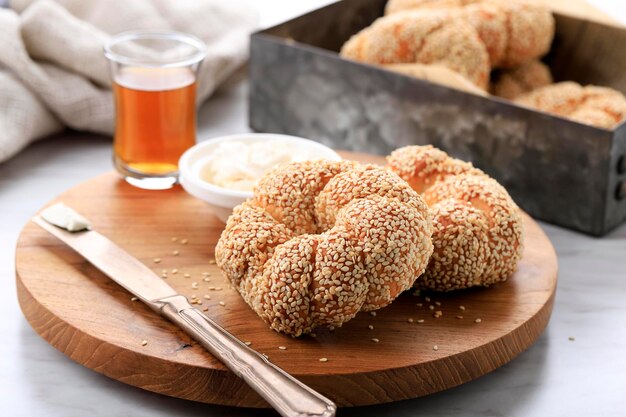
[15,152,558,408]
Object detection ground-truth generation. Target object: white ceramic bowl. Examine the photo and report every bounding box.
[179,133,342,222]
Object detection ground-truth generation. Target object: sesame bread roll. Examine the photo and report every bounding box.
[340,10,490,89]
[491,60,553,100]
[384,0,555,68]
[422,174,524,289]
[387,145,523,291]
[514,82,626,128]
[216,161,433,336]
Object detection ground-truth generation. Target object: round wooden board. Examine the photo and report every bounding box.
[16,151,558,408]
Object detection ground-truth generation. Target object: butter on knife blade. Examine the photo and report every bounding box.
[40,203,91,232]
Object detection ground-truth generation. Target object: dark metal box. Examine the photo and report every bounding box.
[249,0,626,236]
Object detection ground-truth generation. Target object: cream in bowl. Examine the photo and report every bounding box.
[179,133,342,222]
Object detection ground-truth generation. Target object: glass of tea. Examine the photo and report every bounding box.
[104,31,206,190]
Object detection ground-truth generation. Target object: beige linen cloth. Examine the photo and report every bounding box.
[0,0,257,162]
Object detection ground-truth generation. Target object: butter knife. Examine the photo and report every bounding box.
[32,204,336,417]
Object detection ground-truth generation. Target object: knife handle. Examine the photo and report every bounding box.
[156,295,336,417]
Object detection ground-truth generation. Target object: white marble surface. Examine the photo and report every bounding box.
[2,1,626,416]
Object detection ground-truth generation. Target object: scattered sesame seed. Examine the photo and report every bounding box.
[319,357,328,362]
[131,297,138,301]
[368,325,374,330]
[412,289,421,297]
[416,303,423,307]
[433,345,439,351]
[214,287,223,291]
[161,269,167,274]
[408,318,414,323]
[203,277,211,282]
[370,311,377,317]
[417,319,425,323]
[278,346,287,350]
[435,301,441,306]
[456,315,464,319]
[459,305,466,311]
[153,258,161,264]
[475,318,482,323]
[173,250,180,256]
[310,333,317,338]
[244,341,252,346]
[181,239,188,245]
[172,269,178,274]
[191,282,199,289]
[184,273,190,278]
[219,301,225,306]
[329,326,335,332]
[171,237,178,242]
[429,305,435,310]
[203,294,211,300]
[161,274,167,279]
[141,340,148,346]
[371,338,380,343]
[425,297,431,302]
[202,307,209,312]
[208,259,216,264]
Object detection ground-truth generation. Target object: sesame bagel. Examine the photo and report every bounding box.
[216,160,433,336]
[387,145,523,291]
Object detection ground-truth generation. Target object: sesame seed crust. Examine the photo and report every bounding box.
[252,235,318,336]
[254,160,358,235]
[491,60,553,100]
[387,145,481,194]
[388,145,524,291]
[515,81,626,128]
[215,202,294,295]
[217,161,433,336]
[336,195,433,310]
[340,9,490,89]
[316,165,432,231]
[383,0,555,68]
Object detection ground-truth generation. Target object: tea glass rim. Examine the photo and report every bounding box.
[104,30,206,68]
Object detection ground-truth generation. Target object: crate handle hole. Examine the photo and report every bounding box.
[617,182,626,201]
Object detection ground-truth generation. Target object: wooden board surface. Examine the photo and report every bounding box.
[15,151,558,408]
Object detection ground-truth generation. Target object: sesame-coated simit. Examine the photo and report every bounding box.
[388,145,523,291]
[386,145,481,194]
[340,9,490,89]
[491,60,553,100]
[216,161,433,336]
[514,82,626,129]
[384,0,555,68]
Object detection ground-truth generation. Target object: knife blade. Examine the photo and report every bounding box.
[33,216,178,303]
[33,205,336,417]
